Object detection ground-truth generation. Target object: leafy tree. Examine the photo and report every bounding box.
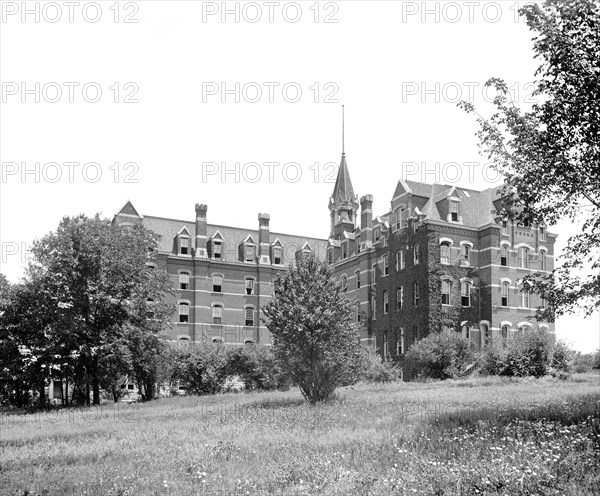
[24,214,173,405]
[262,256,361,404]
[460,0,600,321]
[404,332,476,380]
[226,344,290,391]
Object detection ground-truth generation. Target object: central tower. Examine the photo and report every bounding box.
[328,105,359,239]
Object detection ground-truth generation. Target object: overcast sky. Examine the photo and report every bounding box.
[1,0,598,352]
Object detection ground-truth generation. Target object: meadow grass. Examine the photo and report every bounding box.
[1,372,599,495]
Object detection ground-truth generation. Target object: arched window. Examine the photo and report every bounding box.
[179,272,190,290]
[397,286,404,310]
[245,307,254,327]
[539,250,547,271]
[460,243,471,265]
[441,279,451,305]
[462,323,471,340]
[461,280,472,307]
[212,275,223,293]
[519,247,530,268]
[501,245,509,266]
[413,281,420,306]
[212,304,223,325]
[178,302,190,323]
[440,241,451,264]
[501,281,510,307]
[340,275,347,292]
[501,324,510,344]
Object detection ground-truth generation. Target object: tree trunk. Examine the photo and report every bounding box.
[38,381,46,408]
[92,378,100,405]
[86,381,90,406]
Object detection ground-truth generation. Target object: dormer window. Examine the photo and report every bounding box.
[179,236,190,255]
[213,241,222,259]
[450,201,459,222]
[273,247,283,265]
[244,244,255,262]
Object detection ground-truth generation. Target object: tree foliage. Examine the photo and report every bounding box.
[0,215,174,407]
[262,256,361,404]
[404,332,476,380]
[460,0,600,320]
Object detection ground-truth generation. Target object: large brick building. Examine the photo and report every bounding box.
[113,148,555,359]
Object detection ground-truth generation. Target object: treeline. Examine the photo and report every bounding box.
[0,215,174,408]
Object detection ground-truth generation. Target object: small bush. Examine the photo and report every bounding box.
[481,328,554,378]
[168,342,229,395]
[355,346,401,383]
[405,332,476,380]
[226,345,291,391]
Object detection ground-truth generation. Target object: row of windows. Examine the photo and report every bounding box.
[177,237,284,264]
[178,273,256,295]
[381,280,474,314]
[178,303,256,326]
[501,220,547,240]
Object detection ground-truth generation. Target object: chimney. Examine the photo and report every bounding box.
[195,204,208,258]
[258,213,271,264]
[360,195,373,246]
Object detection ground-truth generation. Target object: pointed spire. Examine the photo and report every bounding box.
[342,104,345,155]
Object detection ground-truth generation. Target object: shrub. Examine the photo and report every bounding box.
[168,342,229,395]
[404,332,476,380]
[481,328,553,378]
[355,346,401,383]
[550,340,573,372]
[262,256,362,404]
[226,345,291,391]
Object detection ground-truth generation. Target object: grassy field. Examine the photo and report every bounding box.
[2,372,599,495]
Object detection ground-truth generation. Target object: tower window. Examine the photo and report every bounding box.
[501,281,509,307]
[501,245,508,266]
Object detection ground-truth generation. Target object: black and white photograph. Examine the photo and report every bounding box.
[1,0,599,494]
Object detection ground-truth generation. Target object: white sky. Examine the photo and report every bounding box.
[1,0,598,352]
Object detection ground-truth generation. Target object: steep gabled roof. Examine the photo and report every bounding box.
[331,153,356,204]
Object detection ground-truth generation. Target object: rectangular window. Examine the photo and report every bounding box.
[341,276,347,292]
[461,281,471,307]
[245,307,254,327]
[395,251,401,271]
[374,227,381,240]
[213,241,222,259]
[371,297,376,320]
[179,303,189,323]
[539,226,545,240]
[342,242,348,259]
[273,247,283,265]
[501,220,508,235]
[383,291,389,314]
[540,251,546,271]
[413,281,419,306]
[355,270,361,289]
[413,324,420,341]
[245,278,254,295]
[413,244,420,265]
[245,245,255,262]
[383,255,389,276]
[212,305,222,325]
[412,220,418,234]
[397,287,403,310]
[441,280,451,305]
[401,208,408,228]
[520,247,530,268]
[357,303,361,323]
[212,275,223,293]
[440,242,451,264]
[179,272,189,290]
[180,237,189,255]
[450,201,459,222]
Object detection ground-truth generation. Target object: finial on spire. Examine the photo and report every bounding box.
[342,104,345,155]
